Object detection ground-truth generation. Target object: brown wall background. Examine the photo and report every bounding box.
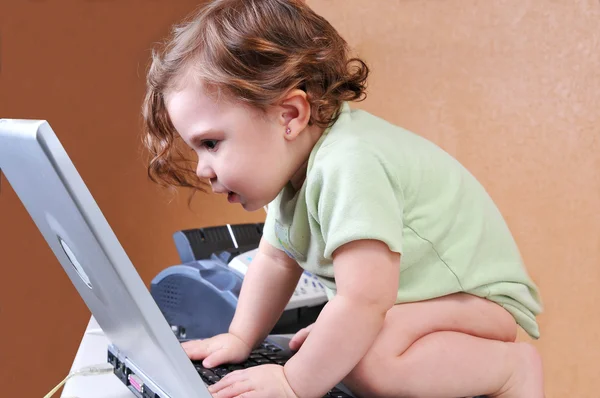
[0,0,598,397]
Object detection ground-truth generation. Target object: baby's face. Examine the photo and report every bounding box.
[165,81,298,211]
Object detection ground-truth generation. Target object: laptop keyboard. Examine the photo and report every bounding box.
[192,341,353,398]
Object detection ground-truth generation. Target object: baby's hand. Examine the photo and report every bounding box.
[288,323,315,351]
[181,333,252,368]
[208,364,298,398]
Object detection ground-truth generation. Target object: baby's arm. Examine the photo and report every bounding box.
[283,239,400,397]
[229,237,304,348]
[182,237,303,368]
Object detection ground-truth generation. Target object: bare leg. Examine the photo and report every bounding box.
[337,293,544,398]
[344,330,543,398]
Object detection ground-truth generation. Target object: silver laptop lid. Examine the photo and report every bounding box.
[0,119,210,398]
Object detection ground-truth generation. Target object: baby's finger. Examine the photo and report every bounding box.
[181,340,220,360]
[289,325,312,351]
[208,371,246,394]
[290,327,309,342]
[181,340,211,360]
[210,378,253,398]
[203,346,234,368]
[232,391,259,398]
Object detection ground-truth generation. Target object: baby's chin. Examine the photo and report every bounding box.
[237,197,270,212]
[240,201,263,212]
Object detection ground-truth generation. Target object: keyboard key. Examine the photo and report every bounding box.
[265,354,288,361]
[251,348,271,356]
[326,388,352,397]
[198,368,216,378]
[262,343,283,352]
[206,375,220,384]
[213,368,230,377]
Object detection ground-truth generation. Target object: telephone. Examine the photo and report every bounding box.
[228,248,328,310]
[150,223,328,339]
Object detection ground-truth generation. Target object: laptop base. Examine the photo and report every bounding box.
[107,336,356,398]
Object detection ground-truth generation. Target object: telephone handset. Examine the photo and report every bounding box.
[228,248,328,310]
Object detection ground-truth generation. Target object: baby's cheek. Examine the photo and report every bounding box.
[225,167,255,193]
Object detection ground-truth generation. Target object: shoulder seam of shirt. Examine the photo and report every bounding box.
[307,134,405,222]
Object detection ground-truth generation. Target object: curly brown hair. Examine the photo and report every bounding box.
[142,0,369,192]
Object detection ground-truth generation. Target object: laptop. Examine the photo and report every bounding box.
[0,119,355,398]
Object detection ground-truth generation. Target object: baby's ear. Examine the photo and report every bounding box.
[279,89,311,140]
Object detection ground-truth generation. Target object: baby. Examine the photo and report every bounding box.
[142,1,544,397]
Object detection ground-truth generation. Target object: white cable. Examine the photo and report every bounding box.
[84,328,103,336]
[43,363,114,398]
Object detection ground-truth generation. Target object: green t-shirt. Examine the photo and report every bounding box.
[263,102,542,339]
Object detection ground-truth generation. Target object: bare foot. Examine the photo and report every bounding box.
[494,343,545,398]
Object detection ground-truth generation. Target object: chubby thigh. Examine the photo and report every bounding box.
[342,293,517,394]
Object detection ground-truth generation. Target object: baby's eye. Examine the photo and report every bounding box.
[201,140,219,151]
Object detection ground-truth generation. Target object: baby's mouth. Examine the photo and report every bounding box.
[227,191,240,203]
